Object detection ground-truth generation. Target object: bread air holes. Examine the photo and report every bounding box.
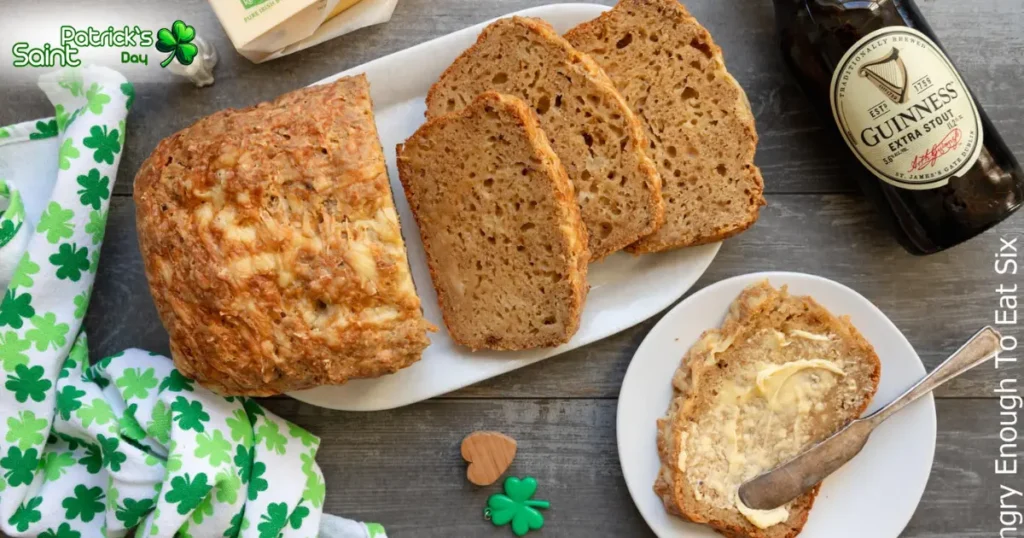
[521,222,536,232]
[536,95,551,115]
[690,38,713,58]
[582,132,594,147]
[599,222,613,239]
[716,164,727,176]
[616,33,633,49]
[492,72,508,84]
[682,87,699,101]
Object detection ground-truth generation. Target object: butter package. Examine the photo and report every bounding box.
[209,0,399,63]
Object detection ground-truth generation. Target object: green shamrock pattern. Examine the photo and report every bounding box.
[486,477,551,537]
[156,21,199,68]
[0,66,386,538]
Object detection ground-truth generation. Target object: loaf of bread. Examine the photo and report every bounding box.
[567,0,766,252]
[426,17,663,260]
[135,75,435,396]
[655,282,880,537]
[398,92,589,350]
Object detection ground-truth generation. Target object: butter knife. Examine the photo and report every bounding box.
[738,326,1002,511]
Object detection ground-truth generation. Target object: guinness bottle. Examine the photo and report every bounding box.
[773,0,1024,254]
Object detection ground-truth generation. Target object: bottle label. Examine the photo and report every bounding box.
[830,26,983,190]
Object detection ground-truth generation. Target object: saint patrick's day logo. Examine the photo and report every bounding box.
[155,20,198,68]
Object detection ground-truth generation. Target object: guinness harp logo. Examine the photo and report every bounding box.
[831,27,984,191]
[859,47,909,104]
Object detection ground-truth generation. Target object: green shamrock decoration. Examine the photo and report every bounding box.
[11,253,39,289]
[9,496,43,532]
[120,82,135,110]
[79,444,102,474]
[55,385,85,421]
[195,429,232,466]
[0,289,35,329]
[2,446,39,486]
[119,403,147,441]
[257,501,309,538]
[6,410,48,450]
[115,497,154,528]
[97,434,126,472]
[41,452,75,482]
[115,367,158,400]
[30,120,58,140]
[84,83,110,115]
[0,331,30,372]
[6,364,52,403]
[156,20,199,68]
[147,401,172,444]
[82,125,120,165]
[76,169,110,210]
[486,477,550,537]
[58,138,79,170]
[39,522,82,538]
[37,202,75,244]
[26,312,70,352]
[49,242,90,282]
[165,472,212,515]
[170,396,210,432]
[0,219,23,247]
[76,397,116,429]
[61,484,105,522]
[160,368,195,393]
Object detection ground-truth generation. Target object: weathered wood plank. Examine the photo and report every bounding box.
[257,397,1008,537]
[2,0,1021,196]
[86,194,1024,399]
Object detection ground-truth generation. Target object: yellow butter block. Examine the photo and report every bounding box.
[327,0,363,21]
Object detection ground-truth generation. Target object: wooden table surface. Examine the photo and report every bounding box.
[3,0,1022,536]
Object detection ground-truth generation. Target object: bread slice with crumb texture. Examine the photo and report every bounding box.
[426,16,663,260]
[398,92,589,350]
[567,0,766,252]
[655,281,881,538]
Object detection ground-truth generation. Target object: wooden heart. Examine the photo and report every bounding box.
[461,431,517,486]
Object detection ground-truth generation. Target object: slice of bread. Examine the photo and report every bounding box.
[655,282,881,538]
[398,92,590,350]
[426,17,663,260]
[567,0,766,253]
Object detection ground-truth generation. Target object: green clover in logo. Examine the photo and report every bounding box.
[156,20,198,68]
[486,477,550,537]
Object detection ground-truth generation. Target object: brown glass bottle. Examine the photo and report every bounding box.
[773,0,1024,254]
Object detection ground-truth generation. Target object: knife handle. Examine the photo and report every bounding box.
[868,326,1001,426]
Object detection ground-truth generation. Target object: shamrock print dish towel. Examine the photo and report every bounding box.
[0,66,386,538]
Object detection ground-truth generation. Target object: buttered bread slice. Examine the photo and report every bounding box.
[426,17,663,260]
[398,92,589,350]
[567,0,766,252]
[655,282,880,538]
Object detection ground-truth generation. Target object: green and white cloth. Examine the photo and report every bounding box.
[0,66,385,538]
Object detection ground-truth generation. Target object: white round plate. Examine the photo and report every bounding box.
[617,272,936,538]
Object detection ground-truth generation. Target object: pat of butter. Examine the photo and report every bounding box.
[736,493,789,529]
[789,329,831,342]
[704,333,737,365]
[756,359,846,402]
